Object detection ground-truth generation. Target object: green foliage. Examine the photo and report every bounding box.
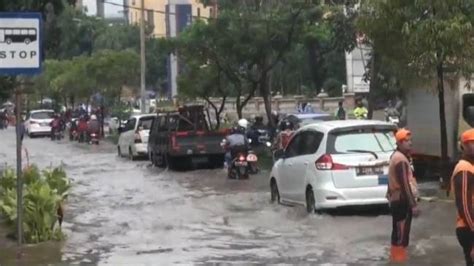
[323,78,343,97]
[110,102,132,121]
[0,165,70,243]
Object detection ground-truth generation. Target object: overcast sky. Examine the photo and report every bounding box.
[83,0,124,17]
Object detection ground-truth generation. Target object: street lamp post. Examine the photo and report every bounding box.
[140,0,147,114]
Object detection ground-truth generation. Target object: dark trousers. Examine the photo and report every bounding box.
[457,227,474,266]
[391,201,412,247]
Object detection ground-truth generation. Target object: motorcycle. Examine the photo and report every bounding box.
[69,129,78,141]
[248,128,271,147]
[89,132,100,145]
[50,128,63,141]
[228,146,258,179]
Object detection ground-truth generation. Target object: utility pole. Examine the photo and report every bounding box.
[140,0,147,114]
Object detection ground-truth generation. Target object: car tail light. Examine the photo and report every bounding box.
[315,154,349,170]
[30,121,37,124]
[171,134,180,150]
[134,132,142,143]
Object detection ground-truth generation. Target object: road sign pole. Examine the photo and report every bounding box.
[15,81,23,246]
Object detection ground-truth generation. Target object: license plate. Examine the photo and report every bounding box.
[235,161,248,166]
[378,174,389,185]
[41,123,49,126]
[356,166,384,176]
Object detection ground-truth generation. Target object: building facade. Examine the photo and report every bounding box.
[127,0,216,98]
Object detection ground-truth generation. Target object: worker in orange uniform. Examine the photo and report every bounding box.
[451,129,474,266]
[387,128,420,263]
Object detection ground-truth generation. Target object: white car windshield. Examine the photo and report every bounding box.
[333,130,396,153]
[30,112,54,119]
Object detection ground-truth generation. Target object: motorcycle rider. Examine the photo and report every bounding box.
[274,120,294,150]
[87,114,100,141]
[223,119,249,169]
[77,115,89,142]
[50,114,62,139]
[385,100,400,124]
[248,116,266,145]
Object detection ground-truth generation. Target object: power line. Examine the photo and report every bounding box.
[102,0,306,23]
[102,0,213,20]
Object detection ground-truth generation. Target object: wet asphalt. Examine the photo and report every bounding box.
[0,128,468,265]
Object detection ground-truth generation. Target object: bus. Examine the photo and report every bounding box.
[0,27,37,45]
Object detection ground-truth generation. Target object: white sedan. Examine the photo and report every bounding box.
[25,109,55,137]
[117,114,156,160]
[269,120,397,212]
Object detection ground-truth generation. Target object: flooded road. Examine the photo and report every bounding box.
[0,128,467,265]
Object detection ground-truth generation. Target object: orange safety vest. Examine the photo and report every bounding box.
[450,160,474,228]
[387,150,416,205]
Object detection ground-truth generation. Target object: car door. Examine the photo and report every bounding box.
[120,118,136,152]
[148,116,159,156]
[157,115,171,154]
[287,130,324,202]
[278,133,304,201]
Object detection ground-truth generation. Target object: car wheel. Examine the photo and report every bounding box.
[129,147,135,161]
[306,187,316,214]
[270,179,280,204]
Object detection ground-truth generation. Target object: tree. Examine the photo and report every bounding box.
[178,63,229,129]
[358,0,474,180]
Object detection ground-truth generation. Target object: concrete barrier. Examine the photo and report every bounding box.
[199,93,356,122]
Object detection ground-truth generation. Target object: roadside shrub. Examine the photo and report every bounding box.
[0,165,70,243]
[323,78,343,97]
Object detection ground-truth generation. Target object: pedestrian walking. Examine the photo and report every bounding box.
[387,128,420,263]
[451,129,474,266]
[335,101,346,120]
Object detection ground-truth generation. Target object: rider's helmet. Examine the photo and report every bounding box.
[90,114,97,120]
[283,121,294,131]
[237,118,249,130]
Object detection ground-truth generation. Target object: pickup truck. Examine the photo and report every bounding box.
[147,105,229,169]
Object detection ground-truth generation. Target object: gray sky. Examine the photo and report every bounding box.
[83,0,124,17]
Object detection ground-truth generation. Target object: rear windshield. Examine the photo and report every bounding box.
[138,117,154,130]
[30,112,54,119]
[328,129,396,154]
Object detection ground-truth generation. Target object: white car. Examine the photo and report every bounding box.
[117,114,156,160]
[25,109,55,137]
[269,120,397,212]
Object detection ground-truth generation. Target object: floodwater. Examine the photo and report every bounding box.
[0,128,467,265]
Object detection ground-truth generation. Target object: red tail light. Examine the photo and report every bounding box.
[315,154,349,170]
[171,134,180,150]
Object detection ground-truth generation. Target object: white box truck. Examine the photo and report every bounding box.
[406,78,474,180]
